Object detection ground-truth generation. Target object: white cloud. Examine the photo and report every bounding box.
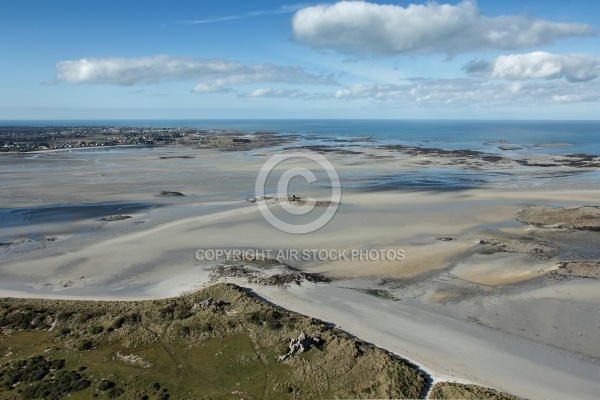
[54,56,337,92]
[237,87,328,100]
[463,52,600,82]
[551,94,592,103]
[333,79,600,106]
[292,1,594,56]
[191,83,232,94]
[238,88,302,98]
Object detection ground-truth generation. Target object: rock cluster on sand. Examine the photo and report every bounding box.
[517,205,600,230]
[0,236,58,247]
[477,237,556,259]
[158,191,185,197]
[99,215,132,221]
[247,195,337,207]
[210,263,331,287]
[549,261,600,279]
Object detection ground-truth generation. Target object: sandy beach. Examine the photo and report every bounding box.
[1,137,600,399]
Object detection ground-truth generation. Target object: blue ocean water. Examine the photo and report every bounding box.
[3,119,600,156]
[2,119,600,192]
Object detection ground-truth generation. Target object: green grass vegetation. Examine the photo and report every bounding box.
[0,283,520,399]
[0,283,425,399]
[430,382,525,400]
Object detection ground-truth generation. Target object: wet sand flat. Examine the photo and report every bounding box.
[1,143,600,399]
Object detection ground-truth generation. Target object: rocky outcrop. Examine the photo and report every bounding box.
[114,351,152,368]
[159,191,185,197]
[247,195,338,208]
[193,298,225,310]
[210,264,331,286]
[100,215,131,221]
[277,332,321,362]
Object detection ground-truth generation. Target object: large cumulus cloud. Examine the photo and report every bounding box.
[292,1,594,56]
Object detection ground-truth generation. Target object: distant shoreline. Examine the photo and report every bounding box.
[3,120,600,155]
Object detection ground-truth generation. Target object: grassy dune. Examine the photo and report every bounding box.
[0,283,426,399]
[430,382,525,400]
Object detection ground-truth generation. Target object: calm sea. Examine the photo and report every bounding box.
[2,119,600,156]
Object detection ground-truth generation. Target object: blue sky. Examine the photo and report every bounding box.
[1,0,599,119]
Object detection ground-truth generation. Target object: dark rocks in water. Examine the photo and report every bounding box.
[159,155,194,159]
[481,155,504,163]
[283,145,363,155]
[435,237,455,241]
[498,146,523,151]
[159,191,185,197]
[1,236,59,247]
[383,144,484,158]
[515,159,558,168]
[100,215,132,221]
[517,155,600,168]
